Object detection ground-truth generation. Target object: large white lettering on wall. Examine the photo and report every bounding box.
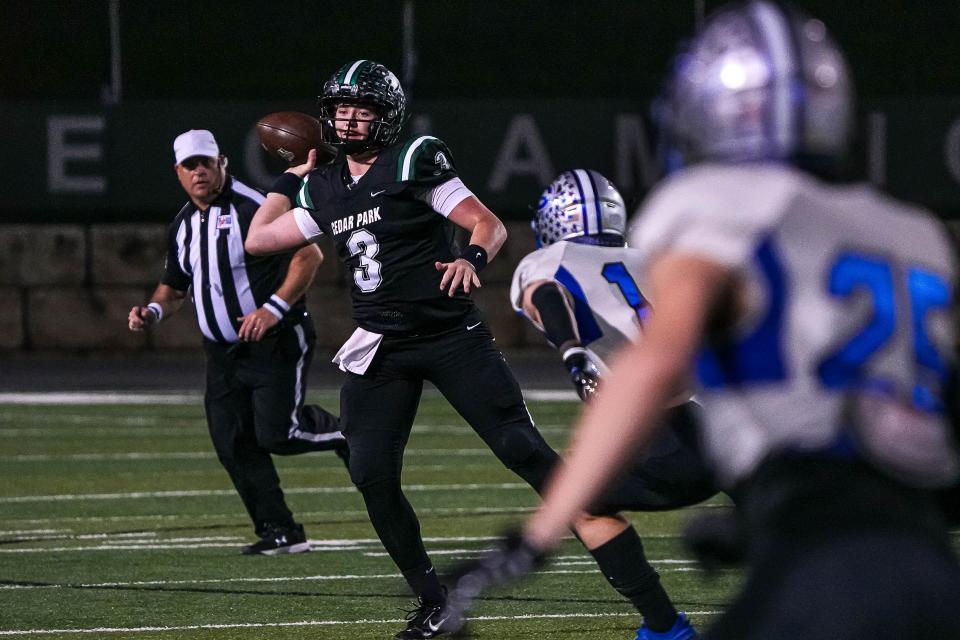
[47,115,106,194]
[487,114,554,191]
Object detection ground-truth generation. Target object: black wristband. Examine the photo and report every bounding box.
[460,244,488,272]
[269,172,302,201]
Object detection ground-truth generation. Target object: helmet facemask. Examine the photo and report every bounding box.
[319,60,407,154]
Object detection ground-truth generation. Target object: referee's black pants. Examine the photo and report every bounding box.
[203,316,344,534]
[340,315,559,575]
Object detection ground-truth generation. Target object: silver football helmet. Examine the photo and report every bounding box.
[532,170,627,247]
[659,0,853,171]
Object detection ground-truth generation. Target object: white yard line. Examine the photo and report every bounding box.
[0,609,722,635]
[0,532,688,555]
[1,505,540,527]
[0,393,204,405]
[0,563,708,589]
[0,390,577,405]
[0,425,570,438]
[0,483,528,504]
[0,448,499,462]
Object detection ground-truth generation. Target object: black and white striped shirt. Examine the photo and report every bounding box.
[162,176,301,344]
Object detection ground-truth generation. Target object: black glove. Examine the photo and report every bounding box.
[441,531,547,636]
[563,347,601,402]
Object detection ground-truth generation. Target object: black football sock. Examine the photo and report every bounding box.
[589,525,678,632]
[402,565,446,607]
[357,480,445,605]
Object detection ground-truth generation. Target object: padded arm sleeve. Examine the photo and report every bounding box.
[530,282,580,350]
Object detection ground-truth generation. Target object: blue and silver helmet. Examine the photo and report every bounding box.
[659,0,853,172]
[532,170,627,248]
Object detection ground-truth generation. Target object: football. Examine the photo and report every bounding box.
[255,111,337,166]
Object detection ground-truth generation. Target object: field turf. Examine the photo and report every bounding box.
[0,394,741,639]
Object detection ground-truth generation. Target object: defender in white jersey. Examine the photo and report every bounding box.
[513,169,717,508]
[512,169,650,376]
[507,170,719,639]
[443,3,960,639]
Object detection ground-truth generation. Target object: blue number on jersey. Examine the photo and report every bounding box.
[817,253,951,413]
[817,254,896,391]
[601,262,651,323]
[696,237,788,388]
[910,268,951,412]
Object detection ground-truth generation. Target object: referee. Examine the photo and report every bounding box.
[128,129,348,555]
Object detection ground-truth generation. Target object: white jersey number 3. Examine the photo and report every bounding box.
[347,229,382,292]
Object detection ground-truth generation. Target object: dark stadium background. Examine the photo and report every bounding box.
[7,2,957,101]
[0,0,959,365]
[4,0,960,221]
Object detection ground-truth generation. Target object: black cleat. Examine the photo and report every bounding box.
[394,597,450,639]
[241,523,310,556]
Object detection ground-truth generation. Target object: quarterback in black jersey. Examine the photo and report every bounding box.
[247,61,684,639]
[292,132,474,334]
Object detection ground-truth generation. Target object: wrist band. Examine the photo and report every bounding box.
[263,294,289,320]
[460,244,488,272]
[146,302,163,322]
[269,172,302,201]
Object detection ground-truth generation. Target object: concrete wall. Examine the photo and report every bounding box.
[0,223,550,353]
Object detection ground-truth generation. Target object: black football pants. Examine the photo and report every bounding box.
[588,401,721,515]
[204,317,344,535]
[707,458,960,639]
[340,317,558,574]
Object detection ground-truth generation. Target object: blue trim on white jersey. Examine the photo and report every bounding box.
[696,237,787,388]
[554,265,603,344]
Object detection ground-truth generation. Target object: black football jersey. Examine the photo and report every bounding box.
[295,136,474,334]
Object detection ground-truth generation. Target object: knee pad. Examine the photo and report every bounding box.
[346,450,400,490]
[484,424,560,493]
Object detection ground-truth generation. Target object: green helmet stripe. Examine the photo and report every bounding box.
[396,136,438,181]
[341,59,369,85]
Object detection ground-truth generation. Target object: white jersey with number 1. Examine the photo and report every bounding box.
[510,241,651,370]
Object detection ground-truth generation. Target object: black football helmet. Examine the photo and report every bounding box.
[319,60,407,153]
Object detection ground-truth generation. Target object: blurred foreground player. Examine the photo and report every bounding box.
[445,3,960,638]
[246,60,704,639]
[128,129,348,555]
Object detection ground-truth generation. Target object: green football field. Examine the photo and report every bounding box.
[0,394,743,639]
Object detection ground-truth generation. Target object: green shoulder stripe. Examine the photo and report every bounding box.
[395,136,439,182]
[295,174,314,210]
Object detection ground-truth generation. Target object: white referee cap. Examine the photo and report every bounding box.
[174,129,219,164]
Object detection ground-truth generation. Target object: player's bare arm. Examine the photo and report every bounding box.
[246,149,318,256]
[127,284,188,331]
[237,244,322,342]
[436,197,507,296]
[524,253,732,550]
